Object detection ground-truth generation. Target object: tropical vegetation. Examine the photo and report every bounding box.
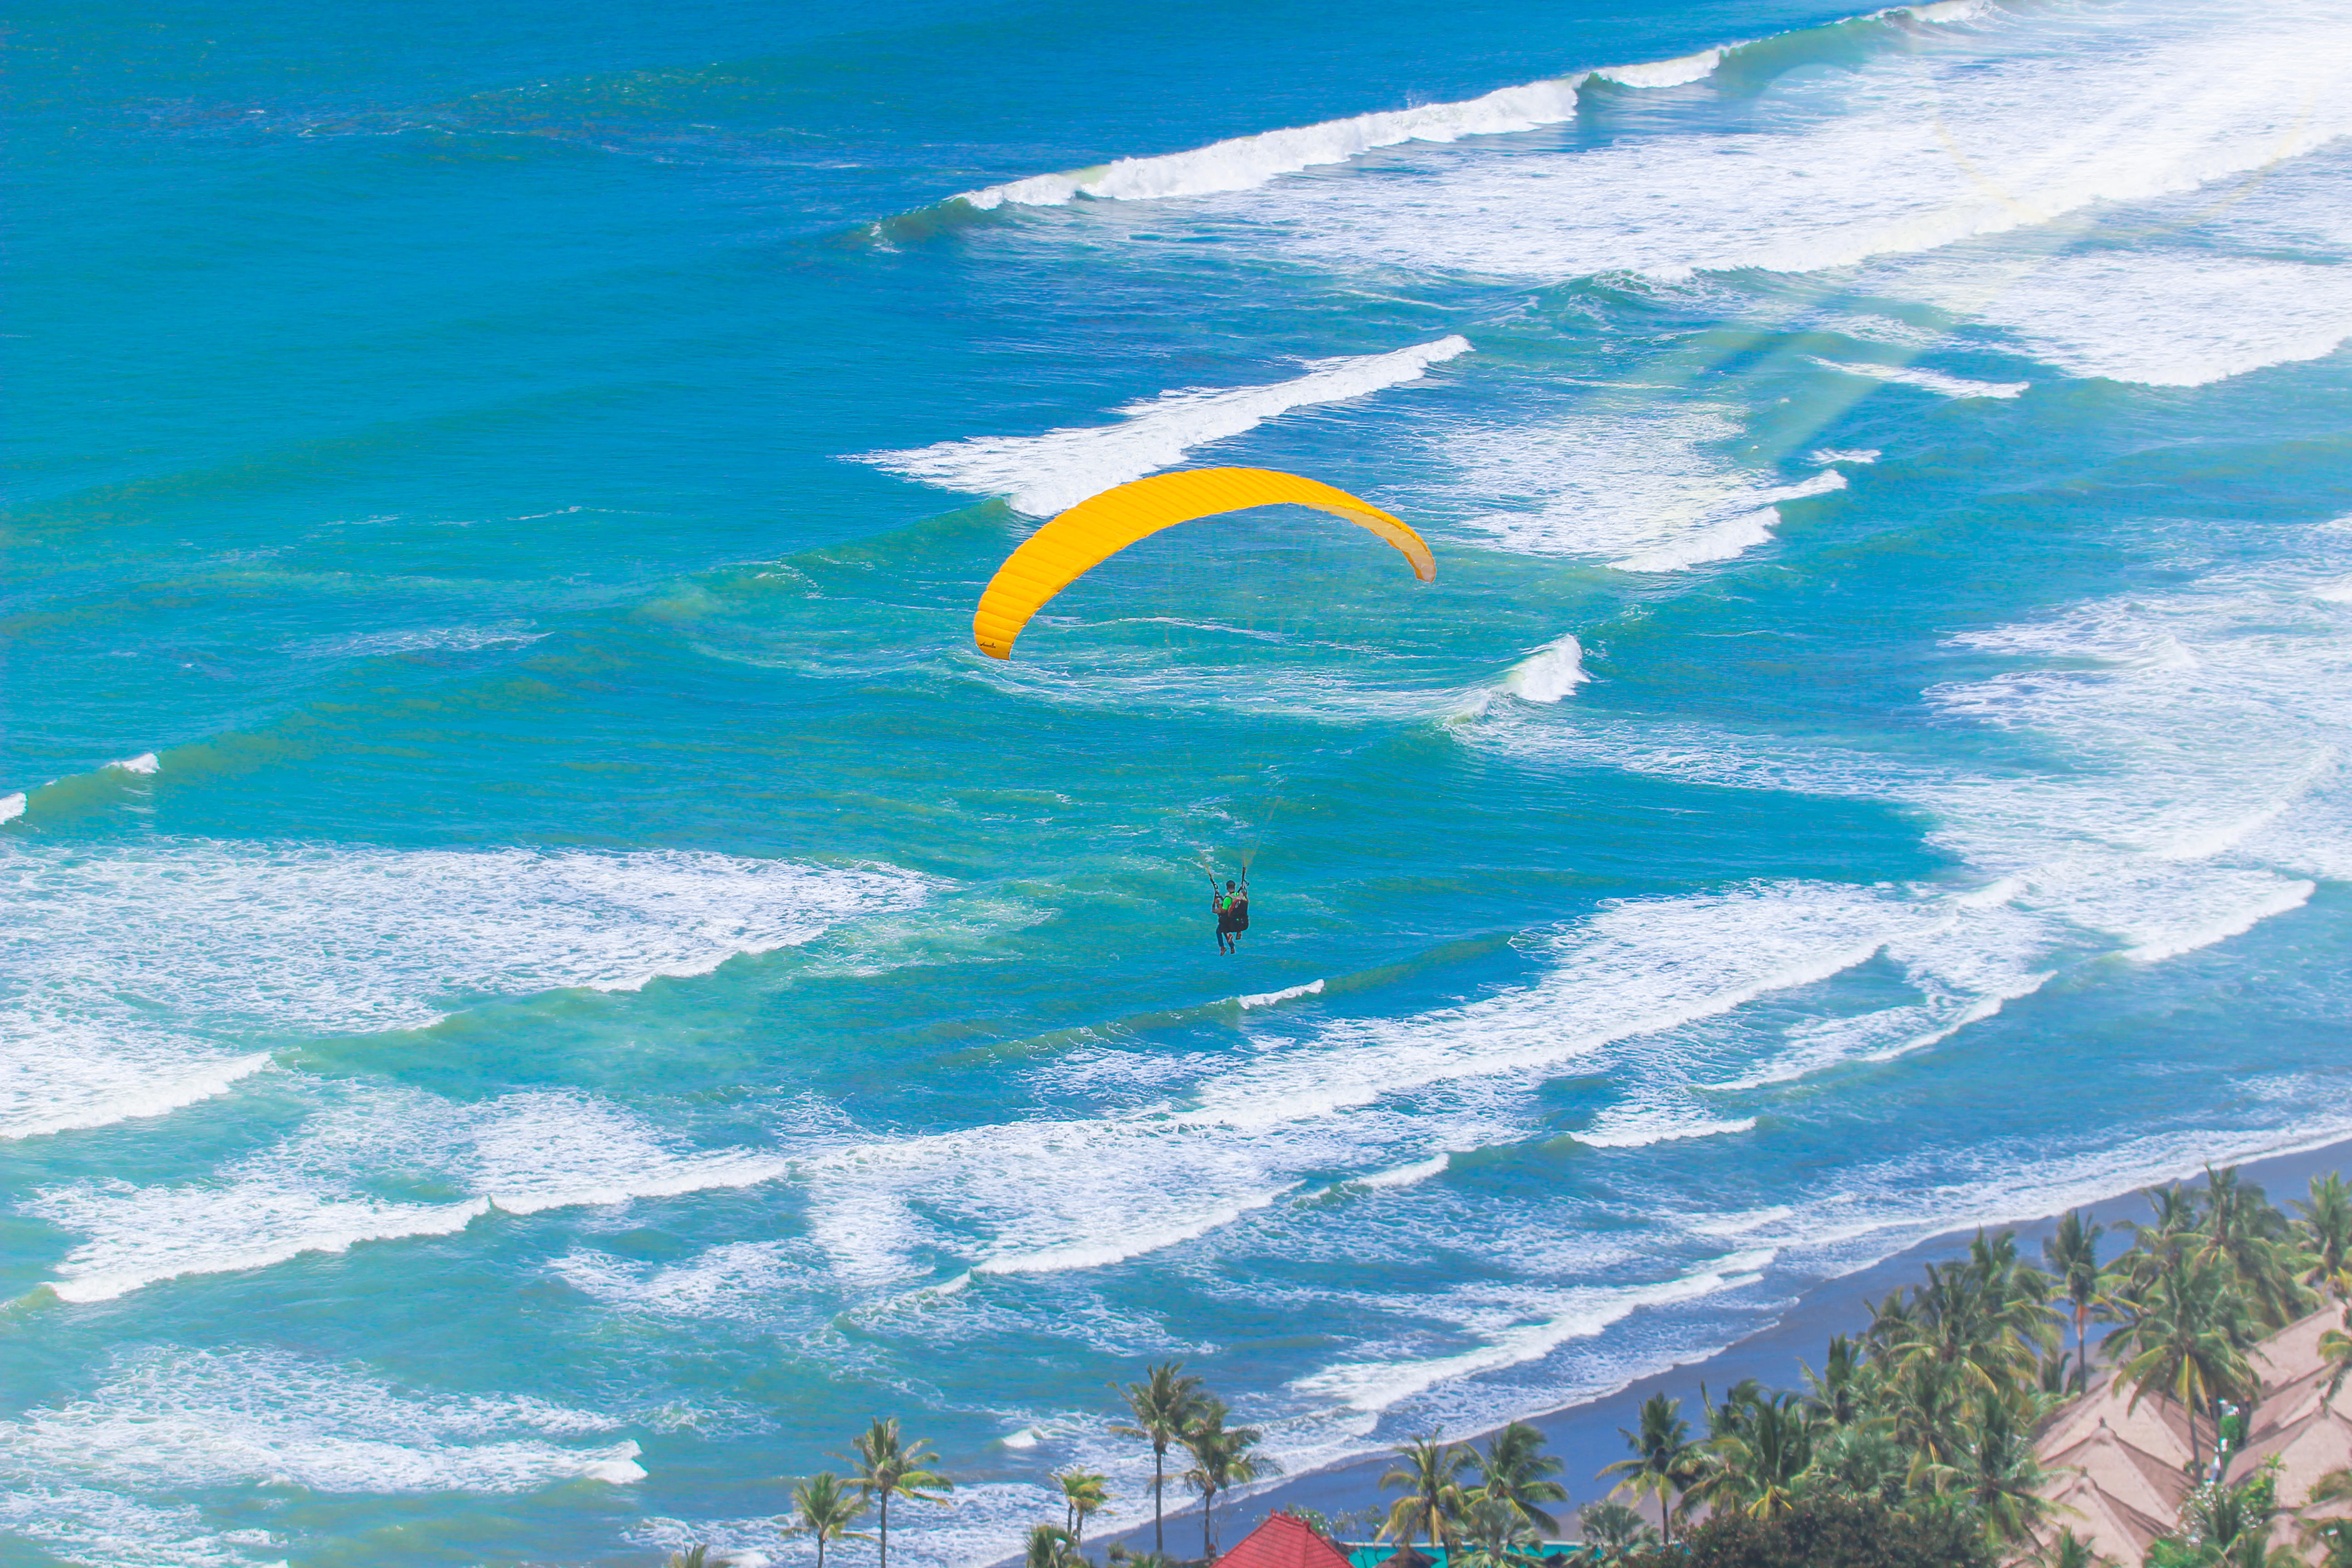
[647,1166,2352,1568]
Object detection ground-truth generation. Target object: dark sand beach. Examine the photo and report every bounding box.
[1110,1130,2352,1552]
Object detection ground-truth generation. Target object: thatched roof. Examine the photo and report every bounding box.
[2031,1302,2352,1563]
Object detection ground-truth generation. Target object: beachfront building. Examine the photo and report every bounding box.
[2031,1302,2352,1562]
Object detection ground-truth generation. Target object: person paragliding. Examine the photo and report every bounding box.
[1208,872,1250,954]
[971,466,1431,955]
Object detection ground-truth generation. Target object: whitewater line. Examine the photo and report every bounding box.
[855,335,1471,515]
[951,3,1990,211]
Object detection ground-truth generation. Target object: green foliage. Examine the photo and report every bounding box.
[1052,1469,1112,1546]
[845,1418,948,1568]
[1379,1434,1476,1552]
[1024,1523,1081,1568]
[664,1548,729,1568]
[1286,1505,1383,1542]
[1106,1545,1180,1568]
[2039,1525,2114,1567]
[1616,1495,1995,1568]
[2045,1208,2107,1398]
[1115,1362,1210,1557]
[2298,1173,2352,1297]
[1573,1500,1658,1562]
[792,1470,874,1568]
[1597,1395,1697,1544]
[1468,1421,1569,1537]
[1685,1382,1815,1520]
[1181,1396,1278,1558]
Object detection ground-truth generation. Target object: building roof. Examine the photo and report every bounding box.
[2033,1301,2352,1563]
[1214,1515,1357,1568]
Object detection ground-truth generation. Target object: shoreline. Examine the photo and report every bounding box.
[1092,1126,2352,1554]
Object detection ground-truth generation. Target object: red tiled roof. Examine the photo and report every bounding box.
[1215,1514,1357,1568]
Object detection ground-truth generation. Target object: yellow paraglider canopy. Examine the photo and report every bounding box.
[971,467,1433,659]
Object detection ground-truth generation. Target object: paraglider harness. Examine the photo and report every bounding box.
[1211,876,1250,938]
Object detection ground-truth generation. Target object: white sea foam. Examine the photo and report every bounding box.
[1576,1107,1759,1147]
[1591,48,1722,88]
[0,1484,261,1568]
[1293,1248,1774,1411]
[958,79,1587,209]
[975,1186,1293,1274]
[33,1088,797,1301]
[0,838,931,1142]
[1353,1152,1453,1189]
[0,1021,271,1142]
[857,337,1470,515]
[1449,407,1847,569]
[950,2,2004,212]
[2115,873,2316,964]
[1609,472,1845,572]
[1504,633,1590,701]
[1871,250,2352,387]
[1241,1,2352,284]
[551,1239,831,1325]
[111,751,160,774]
[5,838,932,1035]
[1808,355,2027,399]
[778,890,1899,1295]
[1196,883,1906,1129]
[1808,448,1882,465]
[294,621,546,658]
[35,1182,492,1304]
[1481,525,2352,1094]
[0,1347,642,1496]
[1,791,26,823]
[1236,978,1325,1009]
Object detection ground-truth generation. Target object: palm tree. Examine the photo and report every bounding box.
[2180,1465,2303,1568]
[1878,1231,2057,1400]
[2322,1304,2352,1406]
[1113,1362,1207,1557]
[1883,1357,1971,1486]
[1862,1287,1918,1358]
[2197,1164,2313,1330]
[1380,1434,1474,1553]
[2112,1250,2258,1471]
[2045,1210,2107,1394]
[2139,1182,2206,1245]
[1572,1501,1656,1563]
[2302,1175,2352,1297]
[1945,1389,2051,1545]
[1181,1398,1278,1559]
[1469,1421,1568,1537]
[2299,1467,2352,1566]
[666,1549,731,1568]
[1805,1421,1909,1509]
[1684,1385,1813,1520]
[1800,1334,1871,1427]
[1025,1524,1080,1568]
[793,1472,873,1568]
[847,1417,951,1568]
[1597,1395,1694,1545]
[2039,1527,2114,1567]
[1455,1495,1537,1568]
[1053,1470,1112,1548]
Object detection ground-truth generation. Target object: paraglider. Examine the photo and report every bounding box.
[973,466,1431,955]
[970,467,1434,661]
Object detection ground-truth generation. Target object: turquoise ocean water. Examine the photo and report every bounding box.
[7,0,2352,1561]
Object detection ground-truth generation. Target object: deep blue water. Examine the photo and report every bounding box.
[7,0,2352,1562]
